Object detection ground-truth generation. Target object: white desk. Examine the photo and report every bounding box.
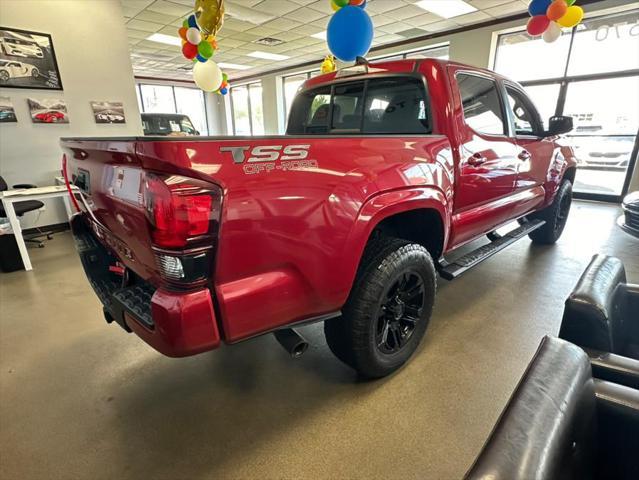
[0,185,78,271]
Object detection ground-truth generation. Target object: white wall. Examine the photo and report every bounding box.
[0,0,142,226]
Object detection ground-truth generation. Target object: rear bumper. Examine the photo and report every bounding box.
[71,214,221,357]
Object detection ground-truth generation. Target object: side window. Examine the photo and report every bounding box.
[332,82,364,130]
[457,73,506,136]
[505,86,541,136]
[363,78,430,134]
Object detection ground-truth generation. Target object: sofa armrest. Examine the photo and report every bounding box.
[586,348,639,389]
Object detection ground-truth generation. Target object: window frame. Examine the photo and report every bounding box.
[286,73,433,136]
[230,81,263,136]
[454,70,510,138]
[136,83,209,135]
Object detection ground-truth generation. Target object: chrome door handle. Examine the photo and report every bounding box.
[468,152,487,166]
[518,150,531,161]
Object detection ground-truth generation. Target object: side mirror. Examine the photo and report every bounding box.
[547,116,573,136]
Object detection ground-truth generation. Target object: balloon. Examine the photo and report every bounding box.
[196,53,207,62]
[327,6,373,62]
[222,72,228,82]
[528,0,551,16]
[557,5,584,28]
[331,0,340,12]
[566,0,576,5]
[526,15,550,36]
[546,0,567,21]
[178,27,187,40]
[334,0,349,6]
[182,42,198,59]
[187,14,198,29]
[182,19,188,28]
[358,0,367,7]
[542,21,562,42]
[198,40,213,59]
[195,0,225,35]
[349,0,365,4]
[186,27,201,45]
[193,60,223,92]
[220,87,228,95]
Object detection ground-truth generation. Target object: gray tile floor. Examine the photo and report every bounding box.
[1,200,637,480]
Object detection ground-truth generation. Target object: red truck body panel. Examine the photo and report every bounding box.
[61,59,576,355]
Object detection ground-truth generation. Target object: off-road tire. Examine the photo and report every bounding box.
[528,180,572,244]
[324,236,436,378]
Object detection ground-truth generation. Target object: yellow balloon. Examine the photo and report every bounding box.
[195,0,225,36]
[557,5,584,28]
[331,1,340,12]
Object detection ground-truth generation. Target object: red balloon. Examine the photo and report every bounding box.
[527,15,550,36]
[349,0,366,5]
[182,42,198,59]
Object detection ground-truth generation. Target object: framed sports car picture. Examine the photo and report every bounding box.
[90,101,126,124]
[0,96,17,122]
[27,98,69,123]
[0,27,63,90]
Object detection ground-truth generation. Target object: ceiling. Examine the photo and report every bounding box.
[122,0,531,81]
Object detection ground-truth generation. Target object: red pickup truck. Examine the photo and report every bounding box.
[61,59,576,378]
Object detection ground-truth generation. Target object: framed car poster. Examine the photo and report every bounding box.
[27,98,69,123]
[0,27,63,90]
[90,101,126,124]
[0,96,17,122]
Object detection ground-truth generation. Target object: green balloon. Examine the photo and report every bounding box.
[334,0,349,6]
[222,72,228,82]
[567,0,577,5]
[198,41,213,59]
[182,19,188,28]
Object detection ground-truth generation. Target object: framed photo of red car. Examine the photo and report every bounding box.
[27,98,68,123]
[0,27,63,90]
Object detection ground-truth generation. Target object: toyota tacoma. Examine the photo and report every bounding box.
[61,59,576,378]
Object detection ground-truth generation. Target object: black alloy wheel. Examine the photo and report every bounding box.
[376,271,425,355]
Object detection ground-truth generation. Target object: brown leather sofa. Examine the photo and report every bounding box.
[464,336,639,480]
[559,254,639,388]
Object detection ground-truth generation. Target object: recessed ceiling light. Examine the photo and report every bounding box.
[311,31,327,40]
[146,33,182,46]
[415,0,477,19]
[217,62,253,70]
[247,51,289,61]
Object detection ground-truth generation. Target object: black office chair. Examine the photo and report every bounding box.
[0,175,53,248]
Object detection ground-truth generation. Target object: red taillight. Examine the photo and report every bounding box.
[143,174,221,249]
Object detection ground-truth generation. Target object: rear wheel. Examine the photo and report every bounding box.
[324,237,436,378]
[528,180,572,244]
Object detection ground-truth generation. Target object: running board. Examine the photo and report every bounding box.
[438,219,546,280]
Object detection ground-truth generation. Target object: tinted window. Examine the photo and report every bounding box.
[505,86,541,136]
[363,78,428,133]
[287,77,430,135]
[457,74,506,135]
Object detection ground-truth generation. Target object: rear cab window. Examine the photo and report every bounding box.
[456,73,506,136]
[287,76,431,135]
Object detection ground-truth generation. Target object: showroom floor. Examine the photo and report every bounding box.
[1,200,637,480]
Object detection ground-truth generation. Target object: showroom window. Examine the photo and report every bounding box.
[137,83,209,135]
[230,82,264,135]
[494,8,639,201]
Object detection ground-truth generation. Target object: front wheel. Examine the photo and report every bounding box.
[324,237,436,379]
[528,180,573,244]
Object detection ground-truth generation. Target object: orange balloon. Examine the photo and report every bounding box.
[546,0,567,21]
[178,27,187,40]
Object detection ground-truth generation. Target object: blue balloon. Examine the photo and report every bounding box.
[327,5,373,62]
[196,54,207,62]
[359,0,367,8]
[220,87,228,95]
[187,14,198,29]
[528,0,551,16]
